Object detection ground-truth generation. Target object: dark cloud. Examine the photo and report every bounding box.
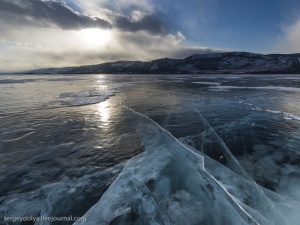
[0,0,170,35]
[0,0,112,30]
[115,14,167,35]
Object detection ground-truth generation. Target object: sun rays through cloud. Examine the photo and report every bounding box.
[78,29,112,48]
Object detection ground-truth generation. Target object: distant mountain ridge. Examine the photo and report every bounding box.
[23,52,300,74]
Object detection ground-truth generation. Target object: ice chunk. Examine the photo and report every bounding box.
[76,142,256,225]
[58,82,136,107]
[59,90,117,106]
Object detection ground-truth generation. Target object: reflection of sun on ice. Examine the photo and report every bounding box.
[79,28,111,47]
[97,100,110,123]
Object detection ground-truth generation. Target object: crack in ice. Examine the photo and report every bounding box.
[119,94,261,225]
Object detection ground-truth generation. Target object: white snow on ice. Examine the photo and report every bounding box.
[283,113,300,121]
[192,81,222,85]
[210,85,300,93]
[240,102,300,122]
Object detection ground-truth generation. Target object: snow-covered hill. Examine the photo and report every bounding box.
[24,52,300,74]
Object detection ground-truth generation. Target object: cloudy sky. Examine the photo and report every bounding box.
[1,0,300,72]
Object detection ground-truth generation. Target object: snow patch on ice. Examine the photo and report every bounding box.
[265,110,282,114]
[210,85,300,93]
[223,76,244,79]
[240,102,300,122]
[283,113,300,121]
[275,77,300,80]
[171,80,184,83]
[252,107,263,111]
[192,81,221,85]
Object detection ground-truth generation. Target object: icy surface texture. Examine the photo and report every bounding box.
[59,90,117,106]
[0,164,124,225]
[179,104,300,203]
[75,106,299,225]
[59,83,136,106]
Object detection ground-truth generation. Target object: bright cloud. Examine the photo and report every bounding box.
[0,0,224,72]
[274,18,300,53]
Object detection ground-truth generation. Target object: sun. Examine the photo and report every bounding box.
[79,28,112,47]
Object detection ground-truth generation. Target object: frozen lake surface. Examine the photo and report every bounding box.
[0,74,300,224]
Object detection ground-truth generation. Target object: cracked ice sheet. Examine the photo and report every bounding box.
[75,105,298,225]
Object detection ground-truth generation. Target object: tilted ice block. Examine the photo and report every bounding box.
[74,117,265,225]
